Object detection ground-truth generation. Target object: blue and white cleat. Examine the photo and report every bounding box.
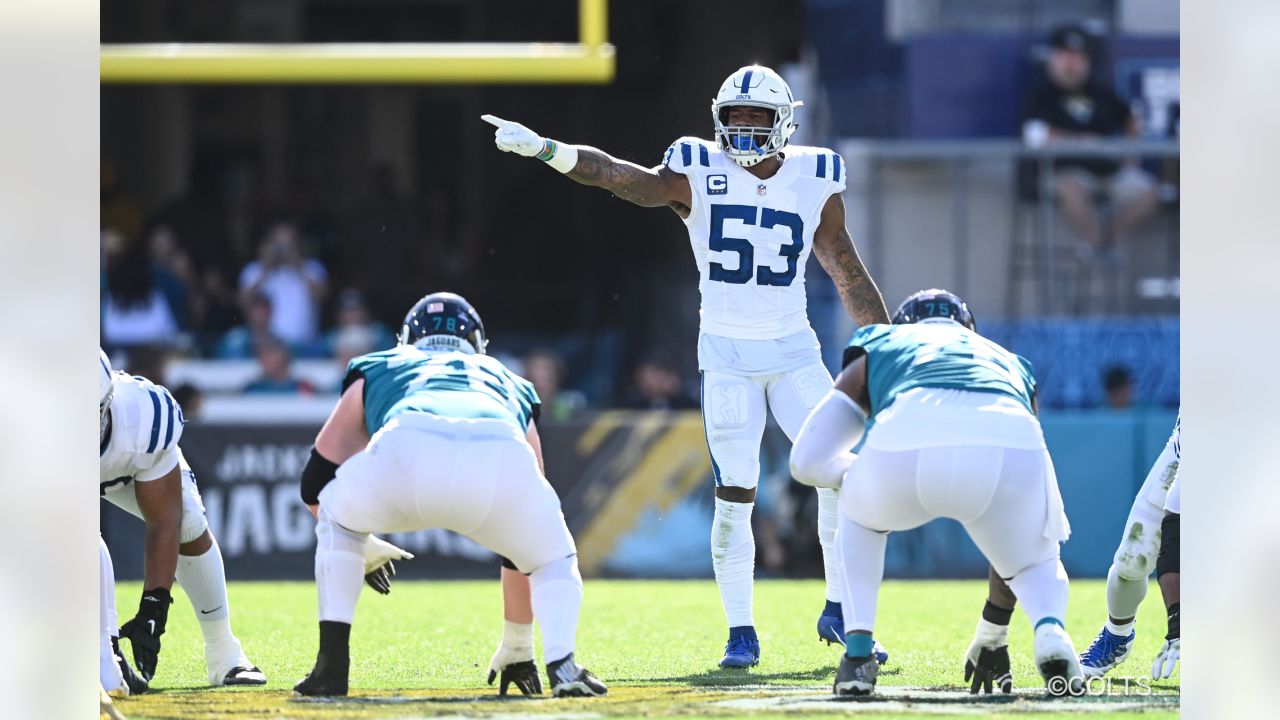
[719,627,760,668]
[1079,626,1135,678]
[818,603,890,664]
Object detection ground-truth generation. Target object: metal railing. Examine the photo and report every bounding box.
[843,138,1180,314]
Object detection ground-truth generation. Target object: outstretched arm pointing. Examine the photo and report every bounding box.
[481,114,690,210]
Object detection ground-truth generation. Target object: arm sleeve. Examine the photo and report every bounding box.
[789,390,867,489]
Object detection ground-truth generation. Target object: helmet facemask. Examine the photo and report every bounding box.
[713,102,795,167]
[100,384,113,442]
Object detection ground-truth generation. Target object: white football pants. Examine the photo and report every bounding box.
[836,388,1071,633]
[318,412,577,574]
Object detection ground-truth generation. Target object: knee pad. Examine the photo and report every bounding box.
[179,507,209,545]
[1112,519,1161,581]
[702,375,762,489]
[1156,513,1179,578]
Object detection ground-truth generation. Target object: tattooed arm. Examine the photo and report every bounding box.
[566,147,693,216]
[812,192,890,327]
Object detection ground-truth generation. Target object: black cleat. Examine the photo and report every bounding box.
[112,637,150,695]
[833,653,879,697]
[223,665,267,686]
[293,653,349,697]
[546,653,608,697]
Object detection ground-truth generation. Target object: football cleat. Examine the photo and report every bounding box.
[817,605,844,646]
[222,665,267,686]
[293,653,349,697]
[205,636,266,686]
[719,633,760,669]
[112,637,149,696]
[817,610,891,664]
[833,653,879,696]
[1035,623,1084,697]
[1079,626,1135,678]
[546,653,608,697]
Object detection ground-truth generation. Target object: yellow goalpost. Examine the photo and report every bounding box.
[101,0,613,84]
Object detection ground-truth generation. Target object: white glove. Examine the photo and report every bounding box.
[963,619,1012,694]
[482,114,546,157]
[1151,637,1180,680]
[486,621,540,695]
[363,534,413,574]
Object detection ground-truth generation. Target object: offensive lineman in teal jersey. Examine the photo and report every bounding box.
[294,292,606,698]
[788,290,1082,697]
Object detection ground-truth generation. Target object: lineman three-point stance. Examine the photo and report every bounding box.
[99,349,265,688]
[484,64,890,669]
[294,292,606,697]
[789,290,1083,697]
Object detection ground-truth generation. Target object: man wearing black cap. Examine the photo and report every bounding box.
[1023,25,1159,262]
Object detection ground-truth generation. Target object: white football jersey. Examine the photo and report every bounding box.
[663,136,847,340]
[100,372,185,494]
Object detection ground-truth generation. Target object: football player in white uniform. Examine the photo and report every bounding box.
[484,65,890,668]
[99,349,266,687]
[1078,414,1182,678]
[100,535,148,698]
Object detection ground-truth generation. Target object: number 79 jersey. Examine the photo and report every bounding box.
[663,136,847,340]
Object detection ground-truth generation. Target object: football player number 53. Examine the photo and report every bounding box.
[708,204,804,287]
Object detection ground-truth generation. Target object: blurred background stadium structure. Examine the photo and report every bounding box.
[101,0,1179,582]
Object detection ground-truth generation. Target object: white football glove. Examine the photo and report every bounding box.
[487,622,540,696]
[362,535,414,595]
[481,114,546,157]
[963,619,1012,694]
[1151,637,1180,680]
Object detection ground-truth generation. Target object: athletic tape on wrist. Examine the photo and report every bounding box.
[537,139,578,173]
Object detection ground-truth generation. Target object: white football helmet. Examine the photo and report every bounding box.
[99,348,114,442]
[711,65,802,167]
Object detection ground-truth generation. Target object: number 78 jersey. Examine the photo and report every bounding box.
[663,136,847,340]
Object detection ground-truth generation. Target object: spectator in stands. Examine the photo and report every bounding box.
[197,268,242,356]
[622,351,698,410]
[244,336,315,395]
[101,229,184,352]
[1022,24,1159,262]
[522,347,588,422]
[216,291,275,359]
[326,289,396,359]
[238,221,328,348]
[171,383,204,422]
[1103,365,1134,409]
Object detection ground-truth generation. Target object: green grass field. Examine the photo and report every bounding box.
[113,579,1178,719]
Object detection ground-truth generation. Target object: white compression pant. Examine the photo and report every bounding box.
[1106,414,1181,620]
[701,359,844,620]
[100,537,125,694]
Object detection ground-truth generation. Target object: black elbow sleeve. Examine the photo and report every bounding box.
[300,448,340,506]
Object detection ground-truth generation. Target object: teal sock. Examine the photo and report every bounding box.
[845,633,874,659]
